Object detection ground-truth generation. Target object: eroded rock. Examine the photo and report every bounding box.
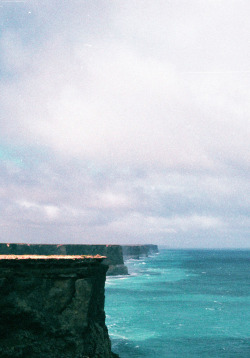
[0,255,119,358]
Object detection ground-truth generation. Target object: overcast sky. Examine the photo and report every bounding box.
[0,0,249,247]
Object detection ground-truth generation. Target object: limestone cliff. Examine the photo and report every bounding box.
[122,244,159,260]
[145,244,159,254]
[0,255,119,358]
[122,245,141,259]
[0,244,128,276]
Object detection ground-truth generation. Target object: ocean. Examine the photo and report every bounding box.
[105,249,250,358]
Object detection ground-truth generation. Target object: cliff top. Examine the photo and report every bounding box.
[1,243,121,247]
[0,254,106,260]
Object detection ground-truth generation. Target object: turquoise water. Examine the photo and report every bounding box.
[105,249,250,357]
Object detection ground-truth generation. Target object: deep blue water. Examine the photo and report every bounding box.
[105,249,250,358]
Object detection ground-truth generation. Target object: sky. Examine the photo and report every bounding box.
[0,0,249,248]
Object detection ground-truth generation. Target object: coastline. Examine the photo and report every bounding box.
[0,243,159,357]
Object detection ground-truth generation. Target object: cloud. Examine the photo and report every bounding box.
[0,155,248,246]
[1,1,249,171]
[0,0,249,246]
[17,200,60,220]
[101,213,224,238]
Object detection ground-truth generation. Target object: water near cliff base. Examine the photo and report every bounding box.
[105,249,250,358]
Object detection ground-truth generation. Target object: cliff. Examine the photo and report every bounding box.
[122,244,159,260]
[0,244,128,276]
[146,244,159,254]
[0,255,119,358]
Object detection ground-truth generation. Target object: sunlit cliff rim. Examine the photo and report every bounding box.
[0,254,106,260]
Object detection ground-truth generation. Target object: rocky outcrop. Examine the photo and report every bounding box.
[122,244,159,260]
[0,244,128,276]
[0,255,119,358]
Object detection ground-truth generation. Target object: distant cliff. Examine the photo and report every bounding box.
[0,244,128,276]
[0,255,119,358]
[122,244,159,260]
[145,244,159,254]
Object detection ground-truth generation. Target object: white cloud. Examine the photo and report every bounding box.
[44,205,60,220]
[91,191,133,209]
[103,213,224,237]
[17,200,60,220]
[1,1,249,172]
[0,0,249,246]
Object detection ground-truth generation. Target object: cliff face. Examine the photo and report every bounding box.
[122,244,159,260]
[0,244,128,276]
[122,245,141,259]
[0,255,119,358]
[146,244,159,254]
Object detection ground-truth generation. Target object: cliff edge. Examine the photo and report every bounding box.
[0,244,128,276]
[122,244,159,260]
[0,255,119,358]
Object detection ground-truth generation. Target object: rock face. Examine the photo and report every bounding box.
[0,244,128,276]
[122,245,141,260]
[146,244,159,255]
[0,255,119,358]
[122,244,159,260]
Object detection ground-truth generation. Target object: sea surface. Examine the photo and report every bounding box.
[105,249,250,358]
